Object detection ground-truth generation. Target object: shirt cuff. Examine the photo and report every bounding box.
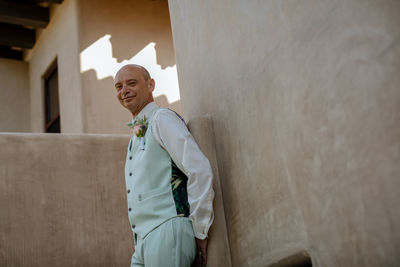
[191,221,209,240]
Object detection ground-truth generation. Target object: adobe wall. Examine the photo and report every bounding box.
[168,0,400,266]
[0,58,30,132]
[0,133,132,266]
[77,0,181,134]
[26,0,84,133]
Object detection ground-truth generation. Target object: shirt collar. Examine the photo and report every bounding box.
[132,102,158,122]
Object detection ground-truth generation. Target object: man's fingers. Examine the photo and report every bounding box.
[201,247,207,260]
[195,248,206,266]
[201,251,207,264]
[196,248,201,260]
[195,238,208,266]
[198,246,206,266]
[193,249,202,267]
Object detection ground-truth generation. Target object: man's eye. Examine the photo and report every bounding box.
[128,82,136,86]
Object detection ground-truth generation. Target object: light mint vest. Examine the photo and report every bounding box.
[125,107,189,239]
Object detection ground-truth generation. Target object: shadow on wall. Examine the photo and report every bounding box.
[80,36,180,105]
[269,251,312,267]
[80,35,180,103]
[79,0,175,70]
[154,94,181,115]
[77,0,181,133]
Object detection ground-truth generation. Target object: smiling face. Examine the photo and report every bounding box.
[114,65,155,117]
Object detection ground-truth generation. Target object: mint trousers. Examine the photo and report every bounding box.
[131,217,196,267]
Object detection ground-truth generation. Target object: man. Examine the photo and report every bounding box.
[114,64,214,267]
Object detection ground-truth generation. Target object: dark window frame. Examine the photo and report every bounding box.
[42,59,60,133]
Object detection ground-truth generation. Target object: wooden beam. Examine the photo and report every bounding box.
[0,23,35,49]
[0,0,49,28]
[45,0,63,3]
[28,0,63,3]
[3,0,63,4]
[0,45,23,60]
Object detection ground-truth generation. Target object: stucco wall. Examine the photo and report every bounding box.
[0,58,30,132]
[77,0,180,134]
[27,0,83,133]
[168,1,400,266]
[0,133,132,266]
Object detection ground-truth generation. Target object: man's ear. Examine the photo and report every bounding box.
[148,79,155,93]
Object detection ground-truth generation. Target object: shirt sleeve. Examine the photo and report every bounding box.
[152,109,214,239]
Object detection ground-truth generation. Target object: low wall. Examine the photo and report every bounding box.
[0,133,132,266]
[0,121,230,266]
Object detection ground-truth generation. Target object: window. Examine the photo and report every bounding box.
[43,61,60,133]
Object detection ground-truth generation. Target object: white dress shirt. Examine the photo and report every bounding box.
[132,102,214,240]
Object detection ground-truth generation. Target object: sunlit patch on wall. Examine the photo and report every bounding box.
[80,34,180,104]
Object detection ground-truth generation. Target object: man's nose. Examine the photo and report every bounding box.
[121,86,129,96]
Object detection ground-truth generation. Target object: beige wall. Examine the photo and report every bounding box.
[0,133,132,266]
[169,0,400,266]
[77,0,180,134]
[0,58,30,132]
[26,0,84,133]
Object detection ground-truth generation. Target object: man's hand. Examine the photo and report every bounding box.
[193,238,208,267]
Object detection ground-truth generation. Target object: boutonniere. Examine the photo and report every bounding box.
[126,116,148,150]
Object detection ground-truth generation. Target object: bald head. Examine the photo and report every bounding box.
[114,64,155,117]
[115,64,151,81]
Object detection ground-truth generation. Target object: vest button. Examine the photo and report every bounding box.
[127,189,130,194]
[129,172,132,176]
[138,194,142,201]
[132,225,135,229]
[128,208,132,211]
[129,156,132,160]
